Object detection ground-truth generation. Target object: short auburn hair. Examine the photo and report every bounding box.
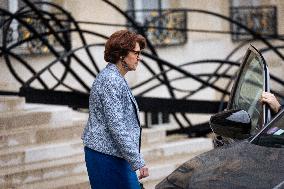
[104,30,146,63]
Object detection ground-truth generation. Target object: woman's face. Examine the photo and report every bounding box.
[124,42,141,71]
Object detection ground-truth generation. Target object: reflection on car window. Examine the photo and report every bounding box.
[232,54,263,135]
[253,110,284,148]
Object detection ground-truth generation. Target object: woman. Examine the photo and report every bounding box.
[82,30,149,189]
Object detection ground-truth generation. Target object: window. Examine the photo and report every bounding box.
[229,47,270,135]
[231,54,263,133]
[0,0,10,46]
[253,109,284,148]
[230,0,277,41]
[0,0,71,55]
[127,0,187,47]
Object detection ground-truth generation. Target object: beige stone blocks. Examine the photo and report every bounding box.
[142,137,213,163]
[0,154,85,188]
[0,96,25,112]
[141,127,166,147]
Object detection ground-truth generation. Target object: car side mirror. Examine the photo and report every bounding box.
[210,109,252,139]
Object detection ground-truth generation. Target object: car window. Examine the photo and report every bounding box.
[251,109,284,148]
[229,46,269,135]
[231,55,263,134]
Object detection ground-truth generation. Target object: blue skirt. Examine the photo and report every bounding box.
[84,146,141,189]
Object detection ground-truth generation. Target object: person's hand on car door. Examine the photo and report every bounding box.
[261,92,281,113]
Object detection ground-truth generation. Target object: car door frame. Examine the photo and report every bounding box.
[227,45,271,130]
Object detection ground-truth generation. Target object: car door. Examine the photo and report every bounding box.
[227,45,271,135]
[251,108,284,147]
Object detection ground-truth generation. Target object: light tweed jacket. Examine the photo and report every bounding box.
[82,63,145,171]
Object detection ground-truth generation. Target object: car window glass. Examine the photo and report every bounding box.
[252,110,284,148]
[231,53,264,135]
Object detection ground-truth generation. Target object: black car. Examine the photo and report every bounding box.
[156,46,284,189]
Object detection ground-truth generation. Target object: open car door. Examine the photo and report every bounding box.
[210,45,271,146]
[227,45,271,135]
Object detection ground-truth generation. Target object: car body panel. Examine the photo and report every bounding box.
[156,140,284,189]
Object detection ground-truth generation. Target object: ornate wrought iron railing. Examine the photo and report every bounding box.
[0,0,284,136]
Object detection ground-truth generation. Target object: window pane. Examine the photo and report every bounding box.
[127,0,186,46]
[255,110,284,148]
[232,52,264,135]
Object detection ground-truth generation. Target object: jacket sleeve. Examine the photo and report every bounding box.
[101,77,145,171]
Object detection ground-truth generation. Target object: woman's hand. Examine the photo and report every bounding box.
[261,92,281,113]
[139,166,149,180]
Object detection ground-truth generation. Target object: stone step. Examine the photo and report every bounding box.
[142,179,160,189]
[0,135,212,169]
[142,138,213,189]
[0,96,25,112]
[0,139,83,168]
[0,82,19,92]
[0,105,73,131]
[143,137,213,163]
[0,154,84,178]
[164,134,188,142]
[17,174,90,189]
[141,138,213,189]
[0,137,212,188]
[0,154,86,188]
[0,135,211,168]
[0,119,86,150]
[16,151,204,189]
[141,127,166,146]
[0,119,166,151]
[0,128,163,167]
[0,137,211,173]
